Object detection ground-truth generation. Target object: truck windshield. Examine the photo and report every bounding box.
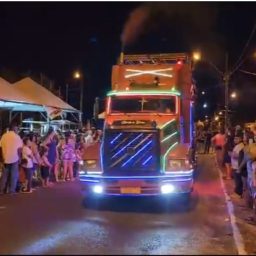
[110,96,176,114]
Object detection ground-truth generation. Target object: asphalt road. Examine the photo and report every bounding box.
[0,155,238,255]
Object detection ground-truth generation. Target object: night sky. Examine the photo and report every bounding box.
[1,2,256,123]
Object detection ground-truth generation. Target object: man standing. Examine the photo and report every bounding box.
[231,134,245,196]
[204,129,212,154]
[0,123,23,194]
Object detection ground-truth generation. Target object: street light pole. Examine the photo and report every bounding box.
[73,71,84,128]
[223,53,230,131]
[65,83,69,103]
[80,77,84,113]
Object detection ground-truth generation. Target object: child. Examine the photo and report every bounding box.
[40,148,52,187]
[22,137,34,193]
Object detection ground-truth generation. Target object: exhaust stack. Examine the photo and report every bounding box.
[120,51,124,64]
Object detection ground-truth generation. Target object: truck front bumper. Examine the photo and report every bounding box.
[79,170,194,197]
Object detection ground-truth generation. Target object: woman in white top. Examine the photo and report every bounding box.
[22,137,34,193]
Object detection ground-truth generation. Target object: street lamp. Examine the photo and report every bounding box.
[74,71,81,79]
[73,70,84,115]
[230,91,237,99]
[202,91,205,95]
[193,51,201,62]
[203,103,208,108]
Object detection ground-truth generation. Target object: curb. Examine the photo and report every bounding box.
[214,157,247,255]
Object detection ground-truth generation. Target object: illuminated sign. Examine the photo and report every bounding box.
[125,68,173,78]
[113,120,152,126]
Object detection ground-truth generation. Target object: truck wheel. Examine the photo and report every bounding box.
[181,192,191,203]
[180,193,192,210]
[82,194,97,207]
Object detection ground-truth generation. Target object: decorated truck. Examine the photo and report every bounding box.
[80,53,196,201]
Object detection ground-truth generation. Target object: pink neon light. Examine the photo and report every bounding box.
[107,97,111,114]
[125,68,173,78]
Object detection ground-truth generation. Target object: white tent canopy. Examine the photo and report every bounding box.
[0,100,44,112]
[0,77,44,111]
[0,77,30,104]
[13,77,79,113]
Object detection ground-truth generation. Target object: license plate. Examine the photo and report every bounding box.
[120,187,141,194]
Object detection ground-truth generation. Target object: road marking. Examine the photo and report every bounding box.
[0,206,6,210]
[215,158,247,255]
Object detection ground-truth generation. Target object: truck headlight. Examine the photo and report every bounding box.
[92,185,103,194]
[161,184,175,194]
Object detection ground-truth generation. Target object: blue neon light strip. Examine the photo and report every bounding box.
[161,131,178,143]
[160,119,176,129]
[133,150,149,166]
[162,141,179,171]
[122,140,153,167]
[79,174,193,180]
[112,136,129,151]
[110,134,152,168]
[79,179,100,183]
[111,133,143,159]
[142,155,153,166]
[110,133,123,144]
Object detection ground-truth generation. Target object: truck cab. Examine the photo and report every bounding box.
[80,53,196,199]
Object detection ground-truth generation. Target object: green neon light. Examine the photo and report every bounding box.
[107,89,181,96]
[160,119,176,129]
[162,141,179,171]
[161,131,178,143]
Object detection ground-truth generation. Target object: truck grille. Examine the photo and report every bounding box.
[102,129,160,176]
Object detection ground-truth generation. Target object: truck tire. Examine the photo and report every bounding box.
[82,194,98,208]
[180,192,192,211]
[181,192,191,203]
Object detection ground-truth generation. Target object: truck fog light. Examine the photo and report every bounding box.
[92,185,103,194]
[161,184,175,194]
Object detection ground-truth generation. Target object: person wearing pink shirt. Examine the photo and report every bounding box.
[212,128,226,171]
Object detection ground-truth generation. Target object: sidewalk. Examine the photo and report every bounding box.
[210,154,256,255]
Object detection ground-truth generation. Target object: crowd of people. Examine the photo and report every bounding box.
[0,123,102,195]
[2,119,256,217]
[197,123,256,214]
